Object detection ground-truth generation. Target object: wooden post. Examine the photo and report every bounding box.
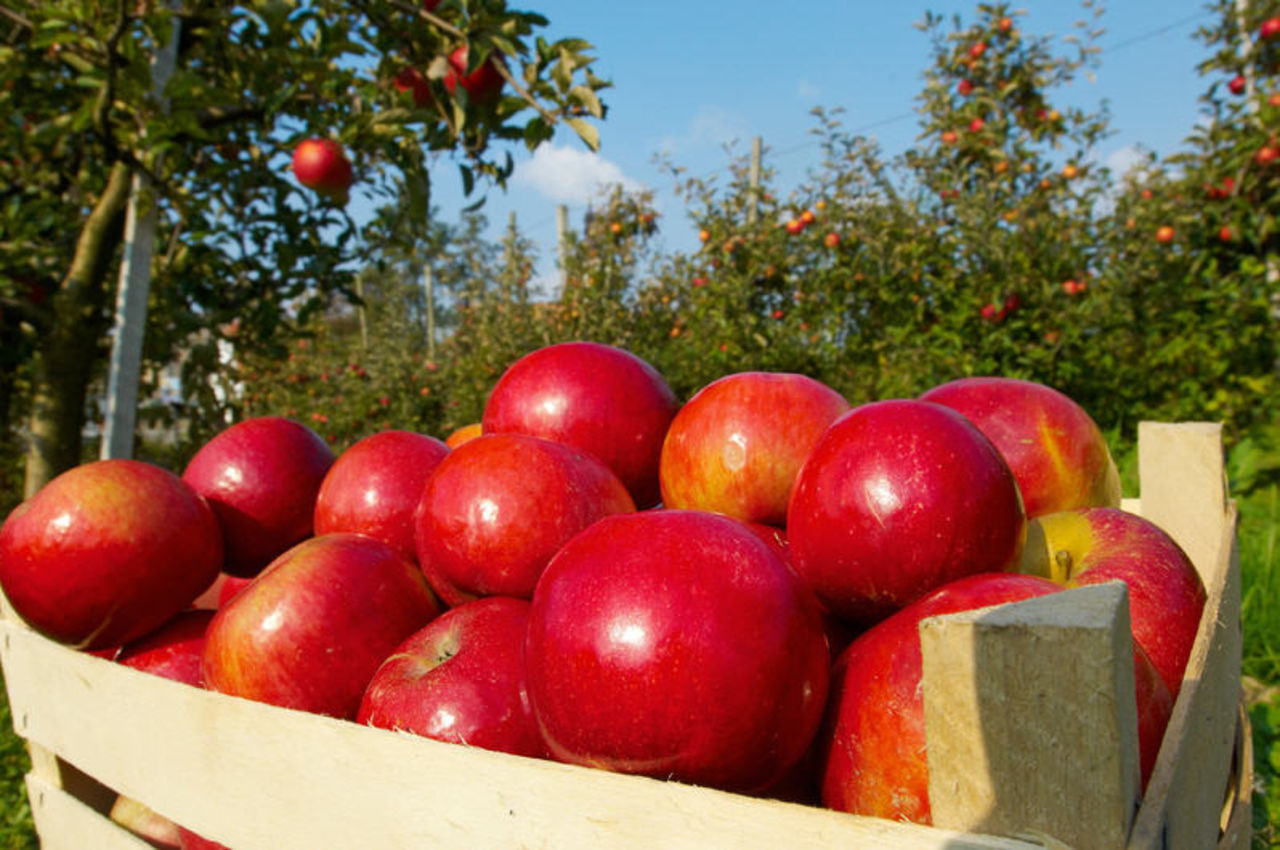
[921,583,1141,850]
[100,8,180,460]
[422,264,435,362]
[354,276,368,351]
[556,204,569,279]
[920,582,1142,850]
[747,136,762,225]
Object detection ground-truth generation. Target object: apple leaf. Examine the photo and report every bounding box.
[565,118,599,152]
[570,86,603,119]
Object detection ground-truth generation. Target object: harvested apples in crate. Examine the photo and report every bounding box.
[0,342,1250,850]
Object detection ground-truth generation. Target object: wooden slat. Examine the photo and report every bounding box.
[0,621,1034,850]
[25,774,156,850]
[1218,702,1254,850]
[1136,421,1228,586]
[922,582,1142,850]
[1127,501,1242,850]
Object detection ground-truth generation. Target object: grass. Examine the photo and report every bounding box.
[0,441,1275,847]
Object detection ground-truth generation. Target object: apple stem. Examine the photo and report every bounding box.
[1053,549,1074,582]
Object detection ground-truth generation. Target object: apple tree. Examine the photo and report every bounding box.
[0,0,609,499]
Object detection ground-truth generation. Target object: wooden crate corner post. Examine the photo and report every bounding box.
[920,581,1143,850]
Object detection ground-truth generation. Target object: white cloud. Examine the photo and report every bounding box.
[657,106,752,155]
[797,80,821,102]
[1103,144,1147,179]
[513,145,643,205]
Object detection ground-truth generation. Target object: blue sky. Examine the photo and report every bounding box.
[411,1,1217,287]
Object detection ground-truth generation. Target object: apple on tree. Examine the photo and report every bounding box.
[524,509,830,793]
[289,138,354,204]
[0,459,222,650]
[787,399,1026,625]
[918,376,1121,518]
[443,45,505,104]
[358,596,545,758]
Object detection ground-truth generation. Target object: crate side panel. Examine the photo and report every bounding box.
[1136,421,1227,587]
[1128,502,1242,850]
[25,774,156,850]
[0,621,1035,850]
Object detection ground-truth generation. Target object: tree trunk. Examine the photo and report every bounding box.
[23,163,132,498]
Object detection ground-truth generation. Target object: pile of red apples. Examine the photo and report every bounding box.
[0,342,1206,847]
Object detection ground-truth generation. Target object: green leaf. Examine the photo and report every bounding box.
[569,86,603,119]
[566,118,599,151]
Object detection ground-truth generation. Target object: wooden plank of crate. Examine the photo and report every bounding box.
[1217,702,1254,850]
[1127,500,1242,850]
[0,621,1038,850]
[921,581,1142,850]
[1126,421,1242,850]
[1136,421,1228,587]
[25,773,156,850]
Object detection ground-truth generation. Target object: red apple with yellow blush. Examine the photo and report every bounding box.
[919,376,1121,518]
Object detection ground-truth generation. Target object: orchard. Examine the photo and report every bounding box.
[0,0,1279,847]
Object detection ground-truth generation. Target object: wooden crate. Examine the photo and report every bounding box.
[0,422,1252,849]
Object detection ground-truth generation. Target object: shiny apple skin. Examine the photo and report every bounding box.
[1020,507,1207,699]
[117,609,215,686]
[919,376,1121,518]
[787,399,1027,625]
[358,596,544,758]
[481,342,678,509]
[659,371,849,526]
[0,459,223,650]
[820,572,1171,824]
[201,533,441,720]
[182,417,335,577]
[314,429,450,562]
[414,433,635,606]
[524,510,830,793]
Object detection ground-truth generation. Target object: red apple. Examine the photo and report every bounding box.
[1018,507,1206,698]
[178,828,228,850]
[820,572,1173,824]
[414,433,634,606]
[183,416,335,577]
[110,795,182,848]
[1228,74,1247,96]
[442,45,505,104]
[658,371,849,526]
[393,67,433,107]
[117,609,214,687]
[481,342,679,508]
[314,429,449,563]
[1261,17,1280,40]
[358,596,544,757]
[0,459,222,650]
[289,138,354,203]
[787,399,1026,624]
[202,534,441,719]
[215,574,252,608]
[919,376,1121,518]
[524,510,830,793]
